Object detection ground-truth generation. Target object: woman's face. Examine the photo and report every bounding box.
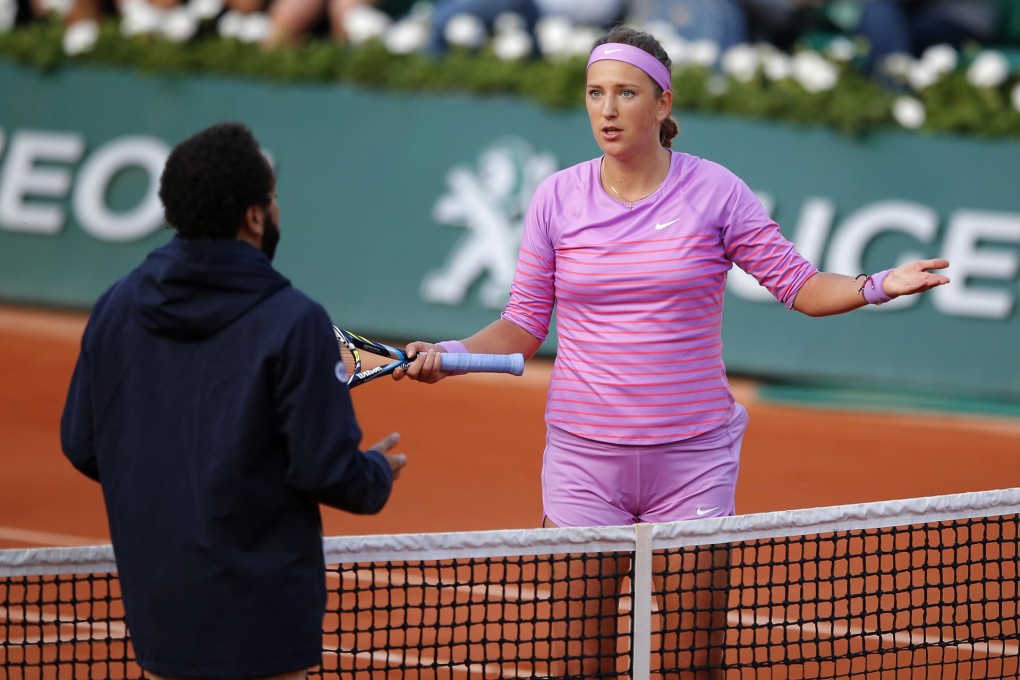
[586,58,671,161]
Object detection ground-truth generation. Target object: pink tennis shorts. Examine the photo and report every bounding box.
[542,403,749,527]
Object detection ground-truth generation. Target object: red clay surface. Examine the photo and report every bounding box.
[2,303,1019,549]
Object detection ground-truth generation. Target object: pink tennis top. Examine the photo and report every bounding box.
[502,151,818,445]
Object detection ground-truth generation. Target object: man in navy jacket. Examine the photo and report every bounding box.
[61,122,405,679]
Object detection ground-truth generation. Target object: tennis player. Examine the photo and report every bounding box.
[396,25,950,678]
[61,122,407,680]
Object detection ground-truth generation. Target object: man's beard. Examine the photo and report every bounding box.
[262,213,280,262]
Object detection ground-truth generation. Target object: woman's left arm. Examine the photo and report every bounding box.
[792,258,951,317]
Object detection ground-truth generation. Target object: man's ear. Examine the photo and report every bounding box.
[237,205,264,246]
[245,204,265,236]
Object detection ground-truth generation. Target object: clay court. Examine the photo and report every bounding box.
[2,303,1019,548]
[3,303,1020,678]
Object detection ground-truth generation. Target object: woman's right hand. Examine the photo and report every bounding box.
[392,341,448,383]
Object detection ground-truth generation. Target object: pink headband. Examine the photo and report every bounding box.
[586,42,672,93]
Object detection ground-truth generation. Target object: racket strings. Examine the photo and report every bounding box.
[337,342,361,384]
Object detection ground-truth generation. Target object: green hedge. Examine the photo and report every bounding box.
[2,18,1019,138]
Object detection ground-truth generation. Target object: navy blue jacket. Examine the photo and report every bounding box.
[61,236,393,678]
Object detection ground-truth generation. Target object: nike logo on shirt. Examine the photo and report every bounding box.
[696,506,720,516]
[654,218,680,230]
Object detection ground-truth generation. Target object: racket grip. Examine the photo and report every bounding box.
[440,352,525,376]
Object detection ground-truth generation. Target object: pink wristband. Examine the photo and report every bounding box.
[435,340,468,375]
[860,269,895,305]
[436,340,468,353]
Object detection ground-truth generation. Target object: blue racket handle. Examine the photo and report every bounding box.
[440,352,525,376]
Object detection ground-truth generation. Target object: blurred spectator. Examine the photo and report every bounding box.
[627,0,827,54]
[850,0,1000,74]
[232,0,417,47]
[223,0,293,45]
[427,0,626,56]
[64,0,113,26]
[628,0,748,51]
[4,0,45,27]
[64,0,189,27]
[61,0,194,53]
[331,0,416,40]
[212,0,420,48]
[740,0,825,50]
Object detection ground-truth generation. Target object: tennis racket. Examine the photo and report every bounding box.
[333,326,525,388]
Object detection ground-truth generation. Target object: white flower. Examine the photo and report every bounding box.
[121,0,164,37]
[967,50,1010,89]
[342,5,391,45]
[892,96,926,129]
[492,29,532,61]
[660,36,689,68]
[534,15,572,59]
[687,39,720,69]
[907,61,940,91]
[792,50,838,93]
[1012,82,1020,112]
[825,36,856,62]
[878,52,914,82]
[237,11,271,44]
[62,20,99,55]
[566,26,600,58]
[187,0,223,21]
[919,44,957,76]
[762,50,793,81]
[444,12,487,50]
[217,9,242,38]
[0,0,18,32]
[383,17,428,54]
[720,44,759,83]
[161,6,199,42]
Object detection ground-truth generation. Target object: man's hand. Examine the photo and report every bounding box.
[369,432,407,480]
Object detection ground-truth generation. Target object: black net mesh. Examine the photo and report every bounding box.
[2,490,1017,679]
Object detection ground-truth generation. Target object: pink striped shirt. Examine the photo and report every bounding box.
[502,151,818,444]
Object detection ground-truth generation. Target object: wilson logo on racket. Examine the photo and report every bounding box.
[332,325,524,388]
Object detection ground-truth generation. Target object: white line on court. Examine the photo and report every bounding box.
[0,526,108,547]
[323,644,540,678]
[332,568,550,603]
[731,610,1019,659]
[1,605,128,645]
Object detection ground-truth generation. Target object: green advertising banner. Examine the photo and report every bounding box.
[1,62,1017,400]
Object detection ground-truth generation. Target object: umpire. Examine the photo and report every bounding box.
[61,121,407,679]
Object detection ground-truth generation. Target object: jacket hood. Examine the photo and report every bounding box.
[130,236,290,341]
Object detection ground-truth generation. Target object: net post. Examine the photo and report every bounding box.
[631,523,653,680]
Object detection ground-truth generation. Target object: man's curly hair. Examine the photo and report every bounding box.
[159,122,274,239]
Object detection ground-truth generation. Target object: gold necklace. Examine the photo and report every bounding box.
[601,160,654,211]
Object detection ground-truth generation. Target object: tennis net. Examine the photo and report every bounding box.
[2,487,1018,678]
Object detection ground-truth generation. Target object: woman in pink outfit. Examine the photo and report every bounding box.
[397,25,949,678]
